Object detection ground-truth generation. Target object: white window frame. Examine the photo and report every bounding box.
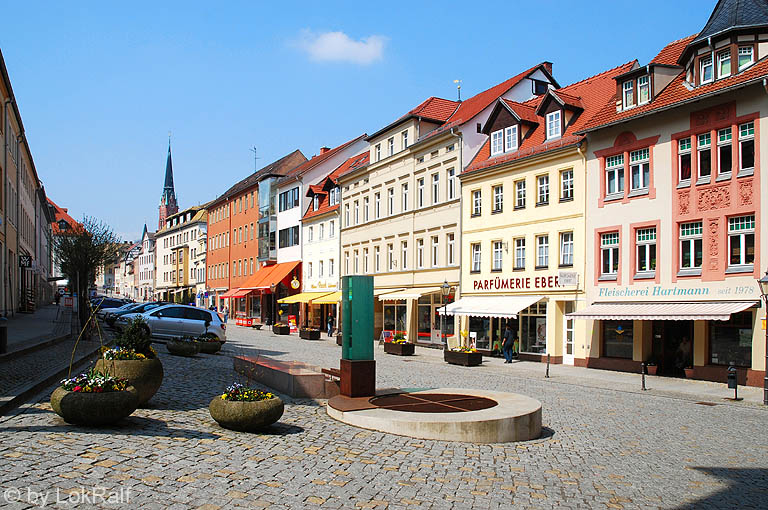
[697,132,712,180]
[401,241,408,270]
[431,236,439,268]
[636,227,656,275]
[727,215,755,268]
[622,80,634,109]
[374,246,380,272]
[491,129,503,156]
[700,54,713,84]
[329,220,335,237]
[447,168,456,200]
[387,188,394,216]
[738,46,754,70]
[546,110,561,139]
[417,178,425,208]
[739,122,755,173]
[514,238,525,269]
[364,197,369,222]
[354,200,359,225]
[308,226,313,242]
[313,195,319,211]
[354,250,359,274]
[493,185,503,212]
[679,222,703,270]
[637,75,650,105]
[363,248,369,274]
[717,49,731,78]
[401,183,409,212]
[374,192,381,218]
[536,235,549,268]
[471,243,481,272]
[515,180,526,208]
[560,232,573,267]
[387,243,394,271]
[717,127,733,176]
[492,240,503,271]
[472,189,481,215]
[537,175,549,205]
[447,233,455,265]
[630,148,650,192]
[402,130,409,149]
[431,173,440,204]
[388,137,394,156]
[375,144,381,161]
[605,154,625,196]
[319,260,324,277]
[600,232,620,277]
[560,169,573,200]
[417,239,424,269]
[344,204,350,227]
[679,137,692,182]
[504,125,518,152]
[319,223,324,240]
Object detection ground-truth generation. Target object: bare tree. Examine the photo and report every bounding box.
[52,216,121,335]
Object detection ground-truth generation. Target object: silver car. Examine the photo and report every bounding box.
[116,304,226,342]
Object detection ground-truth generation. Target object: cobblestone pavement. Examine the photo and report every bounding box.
[1,327,767,509]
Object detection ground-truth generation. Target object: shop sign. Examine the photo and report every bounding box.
[597,283,758,299]
[19,255,32,268]
[472,274,570,291]
[290,277,300,290]
[558,271,579,287]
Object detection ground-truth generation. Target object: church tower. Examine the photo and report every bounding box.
[158,140,179,230]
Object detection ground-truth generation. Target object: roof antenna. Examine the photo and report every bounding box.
[250,145,261,173]
[453,79,462,102]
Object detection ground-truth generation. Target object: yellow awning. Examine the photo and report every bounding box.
[277,291,334,304]
[311,291,342,304]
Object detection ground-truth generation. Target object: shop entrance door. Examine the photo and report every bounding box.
[562,302,575,365]
[653,320,694,377]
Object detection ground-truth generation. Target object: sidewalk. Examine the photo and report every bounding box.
[4,304,71,353]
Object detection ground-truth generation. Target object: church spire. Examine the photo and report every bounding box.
[158,137,179,230]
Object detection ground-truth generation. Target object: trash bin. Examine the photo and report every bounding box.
[0,317,7,354]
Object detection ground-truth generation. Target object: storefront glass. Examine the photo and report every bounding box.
[469,316,491,350]
[710,311,752,366]
[383,302,407,336]
[250,295,261,318]
[520,301,547,354]
[603,320,634,358]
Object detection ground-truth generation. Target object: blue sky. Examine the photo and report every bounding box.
[1,0,712,240]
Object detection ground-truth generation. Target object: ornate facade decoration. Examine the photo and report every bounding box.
[708,218,719,271]
[678,190,690,215]
[697,184,730,212]
[738,180,753,206]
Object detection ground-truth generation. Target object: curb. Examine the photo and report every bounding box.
[0,332,72,362]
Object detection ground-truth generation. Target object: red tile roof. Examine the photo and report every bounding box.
[650,35,695,65]
[466,61,636,175]
[277,134,366,184]
[48,198,81,234]
[581,52,768,132]
[408,97,460,122]
[501,100,539,124]
[302,152,369,221]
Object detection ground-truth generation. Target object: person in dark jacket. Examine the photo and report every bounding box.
[502,324,515,363]
[327,313,335,337]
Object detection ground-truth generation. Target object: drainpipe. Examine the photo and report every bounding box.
[577,141,587,355]
[763,78,768,94]
[2,99,9,316]
[16,134,21,313]
[449,127,463,345]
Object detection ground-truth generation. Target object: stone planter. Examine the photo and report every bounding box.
[384,342,415,356]
[646,364,658,376]
[684,367,695,379]
[95,358,163,406]
[272,325,290,335]
[336,334,342,346]
[444,350,482,367]
[166,340,201,357]
[299,329,321,340]
[198,340,223,354]
[50,386,139,426]
[209,396,284,432]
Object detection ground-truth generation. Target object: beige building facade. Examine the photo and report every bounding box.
[155,206,207,303]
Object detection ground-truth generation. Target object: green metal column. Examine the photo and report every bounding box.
[341,275,374,360]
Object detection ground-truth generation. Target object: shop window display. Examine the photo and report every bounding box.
[603,320,633,358]
[383,302,407,336]
[519,302,547,354]
[710,311,752,367]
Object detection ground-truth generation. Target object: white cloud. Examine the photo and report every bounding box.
[295,30,387,65]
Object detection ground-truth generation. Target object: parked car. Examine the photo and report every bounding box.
[107,301,169,328]
[92,298,132,319]
[115,304,226,342]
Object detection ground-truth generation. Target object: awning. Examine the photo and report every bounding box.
[241,260,301,291]
[379,287,442,301]
[567,301,759,321]
[374,288,404,297]
[278,292,333,304]
[438,294,544,318]
[311,291,342,304]
[219,288,251,299]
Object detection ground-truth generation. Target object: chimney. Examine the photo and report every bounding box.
[542,62,553,75]
[320,147,331,154]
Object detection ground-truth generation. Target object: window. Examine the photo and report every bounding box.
[364,197,370,221]
[375,144,381,161]
[739,122,754,173]
[401,241,408,270]
[417,178,425,208]
[417,239,424,268]
[560,232,573,267]
[447,233,455,265]
[312,195,319,211]
[492,241,503,271]
[728,215,755,269]
[546,110,561,138]
[387,243,394,271]
[472,190,481,216]
[560,169,573,200]
[308,226,313,242]
[514,238,525,269]
[329,258,335,276]
[431,236,439,267]
[277,226,299,248]
[402,130,409,149]
[374,192,381,218]
[515,180,526,209]
[536,235,549,268]
[710,311,752,366]
[697,133,712,180]
[505,125,518,152]
[329,220,335,237]
[429,173,440,204]
[738,46,754,70]
[319,260,324,277]
[636,227,657,275]
[606,154,625,196]
[717,128,732,176]
[491,130,503,155]
[354,250,359,274]
[622,80,634,108]
[447,168,456,200]
[603,321,633,359]
[471,243,481,272]
[308,262,313,278]
[363,248,369,273]
[278,187,299,211]
[679,222,703,271]
[446,144,454,152]
[537,175,549,205]
[387,188,394,215]
[679,137,692,182]
[492,185,503,213]
[700,54,713,84]
[319,223,324,240]
[344,252,349,275]
[600,232,619,277]
[374,246,380,272]
[637,75,650,104]
[630,149,650,191]
[717,49,731,78]
[388,137,394,156]
[401,183,409,212]
[329,187,340,206]
[344,204,350,227]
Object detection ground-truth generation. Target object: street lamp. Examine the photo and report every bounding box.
[441,280,451,349]
[757,271,768,406]
[270,283,277,326]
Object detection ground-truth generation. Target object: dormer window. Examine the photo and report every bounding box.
[738,46,754,70]
[546,111,561,139]
[329,187,340,206]
[637,76,650,104]
[504,125,518,152]
[313,195,319,211]
[700,55,713,84]
[717,49,731,78]
[491,129,503,156]
[622,81,634,109]
[532,79,548,95]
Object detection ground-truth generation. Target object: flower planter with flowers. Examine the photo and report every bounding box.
[384,334,414,356]
[444,347,482,367]
[94,316,163,406]
[196,335,223,354]
[684,366,695,379]
[209,383,284,432]
[272,323,290,335]
[299,328,321,340]
[51,369,139,425]
[166,337,201,357]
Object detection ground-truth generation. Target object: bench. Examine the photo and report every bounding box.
[321,367,341,380]
[234,356,339,398]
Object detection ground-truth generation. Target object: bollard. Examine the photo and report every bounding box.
[0,317,7,354]
[727,363,742,401]
[545,354,550,378]
[641,362,647,391]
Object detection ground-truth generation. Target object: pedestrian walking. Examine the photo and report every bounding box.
[502,324,514,363]
[327,312,335,337]
[223,306,229,323]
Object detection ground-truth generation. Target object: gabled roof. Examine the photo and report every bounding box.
[365,98,459,141]
[651,35,695,66]
[466,61,635,175]
[534,89,584,115]
[48,198,81,234]
[303,152,370,222]
[685,0,768,51]
[501,100,539,124]
[276,134,366,185]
